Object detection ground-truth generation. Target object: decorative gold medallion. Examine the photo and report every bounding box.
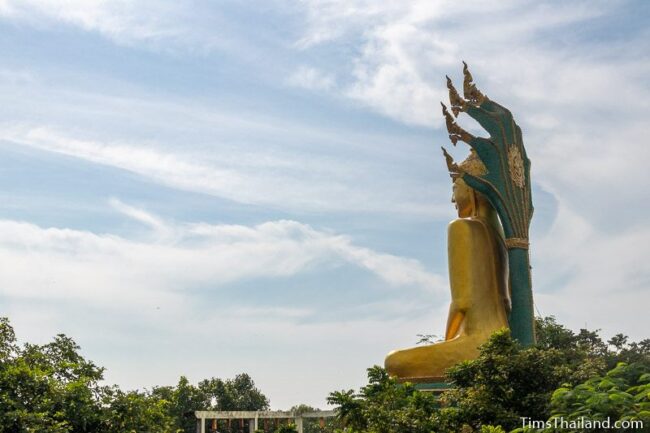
[508,145,525,188]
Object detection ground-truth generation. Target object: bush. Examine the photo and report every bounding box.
[327,317,650,433]
[513,362,650,433]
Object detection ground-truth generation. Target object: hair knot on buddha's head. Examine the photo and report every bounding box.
[441,147,487,182]
[457,150,487,178]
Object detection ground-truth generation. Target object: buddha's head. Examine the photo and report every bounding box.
[450,150,490,218]
[452,178,492,218]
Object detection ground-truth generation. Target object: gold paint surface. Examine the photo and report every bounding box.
[384,178,510,382]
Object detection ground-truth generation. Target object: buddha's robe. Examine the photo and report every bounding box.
[384,215,510,382]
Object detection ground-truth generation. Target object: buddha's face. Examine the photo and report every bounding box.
[452,178,474,218]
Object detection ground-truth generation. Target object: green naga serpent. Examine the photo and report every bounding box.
[441,63,535,346]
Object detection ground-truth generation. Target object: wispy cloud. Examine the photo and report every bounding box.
[0,123,444,217]
[0,204,442,310]
[533,200,650,341]
[286,66,335,91]
[109,198,174,240]
[0,0,228,52]
[294,0,626,126]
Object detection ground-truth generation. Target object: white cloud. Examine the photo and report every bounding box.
[3,125,242,203]
[333,241,444,290]
[0,123,444,217]
[0,0,222,52]
[293,0,406,49]
[109,198,173,239]
[287,66,335,91]
[532,200,650,341]
[296,0,621,127]
[0,205,442,310]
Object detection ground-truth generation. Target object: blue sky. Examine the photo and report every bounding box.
[0,0,649,409]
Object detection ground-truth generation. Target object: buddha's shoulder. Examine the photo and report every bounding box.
[447,218,490,241]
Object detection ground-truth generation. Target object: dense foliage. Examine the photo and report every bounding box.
[2,315,649,432]
[514,362,650,432]
[0,317,269,433]
[327,317,650,433]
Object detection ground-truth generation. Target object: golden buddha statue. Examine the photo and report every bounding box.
[384,150,511,383]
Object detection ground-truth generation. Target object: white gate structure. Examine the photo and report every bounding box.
[194,410,337,433]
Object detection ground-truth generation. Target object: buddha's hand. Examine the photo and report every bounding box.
[441,63,533,241]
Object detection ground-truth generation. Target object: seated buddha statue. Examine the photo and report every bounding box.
[384,150,511,383]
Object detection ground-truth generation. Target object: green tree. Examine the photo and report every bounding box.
[513,362,650,433]
[101,388,176,433]
[326,317,650,433]
[0,318,105,432]
[199,373,270,411]
[150,374,269,433]
[0,317,271,433]
[328,366,439,433]
[436,329,590,431]
[151,376,210,433]
[327,389,365,431]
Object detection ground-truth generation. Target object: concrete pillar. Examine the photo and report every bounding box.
[248,418,255,433]
[200,417,205,433]
[296,417,304,433]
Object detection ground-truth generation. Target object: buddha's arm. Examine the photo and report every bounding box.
[445,219,492,340]
[445,308,465,340]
